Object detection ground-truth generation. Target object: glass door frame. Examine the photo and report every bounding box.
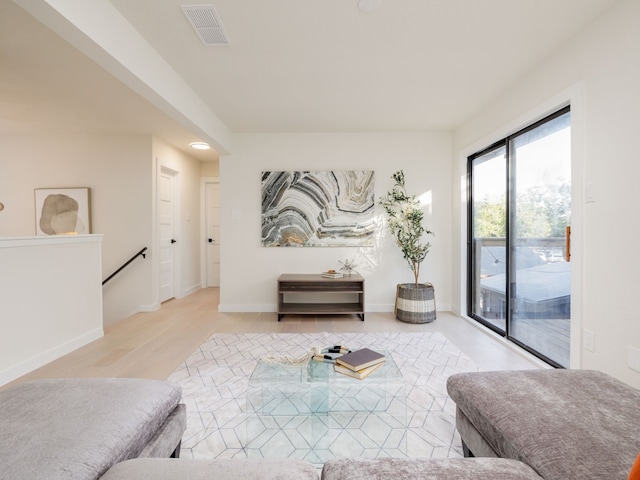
[466,106,571,368]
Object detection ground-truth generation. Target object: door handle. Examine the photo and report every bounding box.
[208,238,214,243]
[171,239,177,244]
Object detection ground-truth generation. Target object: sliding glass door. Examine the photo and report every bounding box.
[469,146,507,332]
[468,107,571,367]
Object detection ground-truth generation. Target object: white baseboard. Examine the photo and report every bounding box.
[0,328,104,387]
[137,303,160,313]
[366,304,395,312]
[218,304,274,313]
[368,303,451,312]
[179,283,202,299]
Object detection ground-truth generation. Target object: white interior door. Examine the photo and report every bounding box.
[205,181,220,287]
[159,167,177,302]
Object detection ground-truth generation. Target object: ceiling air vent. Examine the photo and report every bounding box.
[181,5,231,46]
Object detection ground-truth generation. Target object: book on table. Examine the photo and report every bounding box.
[321,271,344,278]
[335,348,385,371]
[334,361,384,380]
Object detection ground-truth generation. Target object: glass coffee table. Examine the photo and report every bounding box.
[245,351,407,464]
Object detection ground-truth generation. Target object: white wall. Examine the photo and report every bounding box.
[0,133,203,327]
[219,132,452,313]
[201,161,220,178]
[0,235,103,386]
[453,0,640,387]
[0,133,154,326]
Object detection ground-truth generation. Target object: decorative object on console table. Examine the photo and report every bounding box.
[338,258,357,276]
[379,170,436,323]
[277,273,365,321]
[335,348,385,371]
[322,269,344,278]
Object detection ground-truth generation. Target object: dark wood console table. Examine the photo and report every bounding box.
[277,274,365,321]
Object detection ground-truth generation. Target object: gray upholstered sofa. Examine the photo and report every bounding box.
[446,369,640,480]
[0,378,186,480]
[320,369,640,479]
[101,456,544,480]
[101,458,320,480]
[7,370,639,480]
[321,457,543,479]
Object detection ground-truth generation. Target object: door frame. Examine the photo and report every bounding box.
[201,177,220,289]
[466,106,571,368]
[457,83,585,369]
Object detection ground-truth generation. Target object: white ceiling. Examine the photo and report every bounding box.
[2,0,620,160]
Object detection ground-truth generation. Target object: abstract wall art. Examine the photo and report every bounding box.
[34,187,91,235]
[261,170,375,247]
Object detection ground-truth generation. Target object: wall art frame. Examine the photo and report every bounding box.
[261,170,375,247]
[34,187,91,235]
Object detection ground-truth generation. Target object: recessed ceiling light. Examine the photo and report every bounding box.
[190,142,211,150]
[358,0,381,12]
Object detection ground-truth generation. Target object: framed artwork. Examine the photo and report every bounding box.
[34,187,91,235]
[261,170,375,247]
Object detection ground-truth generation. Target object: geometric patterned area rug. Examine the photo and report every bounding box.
[168,332,479,464]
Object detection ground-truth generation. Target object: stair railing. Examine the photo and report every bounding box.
[102,247,148,286]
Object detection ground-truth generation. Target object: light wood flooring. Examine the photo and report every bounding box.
[3,288,542,390]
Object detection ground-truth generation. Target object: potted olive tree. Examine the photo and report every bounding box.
[379,170,436,323]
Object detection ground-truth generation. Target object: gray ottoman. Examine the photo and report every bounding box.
[0,378,186,480]
[101,458,319,480]
[447,369,640,480]
[321,457,543,479]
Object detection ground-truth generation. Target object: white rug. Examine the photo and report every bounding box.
[168,332,478,463]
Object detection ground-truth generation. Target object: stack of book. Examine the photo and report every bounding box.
[334,348,385,379]
[321,270,344,278]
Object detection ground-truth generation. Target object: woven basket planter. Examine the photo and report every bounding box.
[395,282,436,324]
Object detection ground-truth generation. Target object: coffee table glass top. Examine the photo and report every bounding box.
[245,351,407,463]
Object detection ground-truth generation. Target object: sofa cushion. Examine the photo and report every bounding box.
[101,458,319,480]
[321,457,543,479]
[0,378,183,480]
[447,370,640,480]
